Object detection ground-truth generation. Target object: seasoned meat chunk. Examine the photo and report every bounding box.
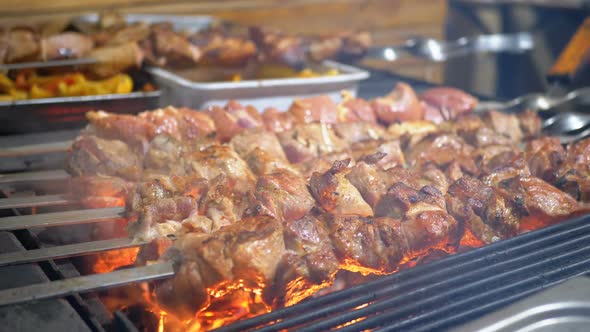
[371,82,424,124]
[289,95,339,124]
[249,170,315,222]
[230,128,287,160]
[323,214,404,274]
[67,135,142,181]
[446,176,520,244]
[310,159,373,216]
[526,136,566,182]
[278,123,349,164]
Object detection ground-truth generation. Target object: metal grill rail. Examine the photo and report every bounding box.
[215,214,590,332]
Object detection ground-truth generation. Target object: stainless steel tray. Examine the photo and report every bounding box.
[0,90,161,135]
[148,61,370,110]
[74,13,370,110]
[451,276,590,332]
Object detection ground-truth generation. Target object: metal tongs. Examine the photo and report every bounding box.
[475,87,590,113]
[365,32,534,62]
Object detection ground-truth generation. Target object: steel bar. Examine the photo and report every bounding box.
[0,207,125,231]
[0,141,72,158]
[0,170,70,185]
[0,58,97,71]
[0,238,147,267]
[0,261,174,307]
[0,194,73,209]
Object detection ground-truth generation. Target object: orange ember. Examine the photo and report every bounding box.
[92,247,140,273]
[459,228,485,248]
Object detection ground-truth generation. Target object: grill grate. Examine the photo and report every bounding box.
[217,214,590,331]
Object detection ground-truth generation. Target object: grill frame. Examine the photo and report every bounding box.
[1,70,589,331]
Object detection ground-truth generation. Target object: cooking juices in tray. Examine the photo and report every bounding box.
[64,83,590,330]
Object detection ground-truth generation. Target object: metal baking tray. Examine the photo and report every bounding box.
[0,90,161,135]
[148,61,370,110]
[73,13,370,110]
[451,276,590,332]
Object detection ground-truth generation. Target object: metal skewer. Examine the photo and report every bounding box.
[0,170,70,185]
[0,207,125,231]
[0,261,175,307]
[0,237,147,267]
[0,140,72,158]
[0,194,74,209]
[0,58,97,71]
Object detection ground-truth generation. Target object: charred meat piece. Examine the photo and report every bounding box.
[310,159,373,216]
[497,176,579,220]
[85,110,156,152]
[278,123,349,164]
[351,140,406,170]
[414,163,450,195]
[248,170,315,222]
[518,111,542,138]
[198,174,254,227]
[104,22,151,46]
[208,101,263,142]
[143,134,215,175]
[262,107,295,133]
[340,31,372,57]
[66,135,142,181]
[190,31,257,66]
[151,25,201,67]
[446,176,520,244]
[4,28,40,63]
[185,144,255,194]
[289,95,339,125]
[126,174,209,240]
[481,150,531,186]
[273,214,339,306]
[41,32,94,60]
[156,216,285,319]
[283,214,339,281]
[346,159,416,208]
[130,195,199,241]
[308,36,342,62]
[555,138,590,201]
[323,214,404,274]
[419,87,478,120]
[372,82,424,124]
[405,133,478,175]
[248,26,307,66]
[139,107,216,141]
[339,91,377,123]
[525,136,566,182]
[85,42,144,78]
[230,128,287,160]
[481,110,524,143]
[375,183,459,255]
[333,122,385,143]
[244,147,299,176]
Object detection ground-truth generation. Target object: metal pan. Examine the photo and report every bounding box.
[451,276,590,332]
[148,60,370,110]
[73,13,370,110]
[0,90,161,135]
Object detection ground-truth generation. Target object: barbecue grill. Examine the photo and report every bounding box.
[1,73,590,332]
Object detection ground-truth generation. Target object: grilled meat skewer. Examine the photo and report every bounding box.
[65,83,590,321]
